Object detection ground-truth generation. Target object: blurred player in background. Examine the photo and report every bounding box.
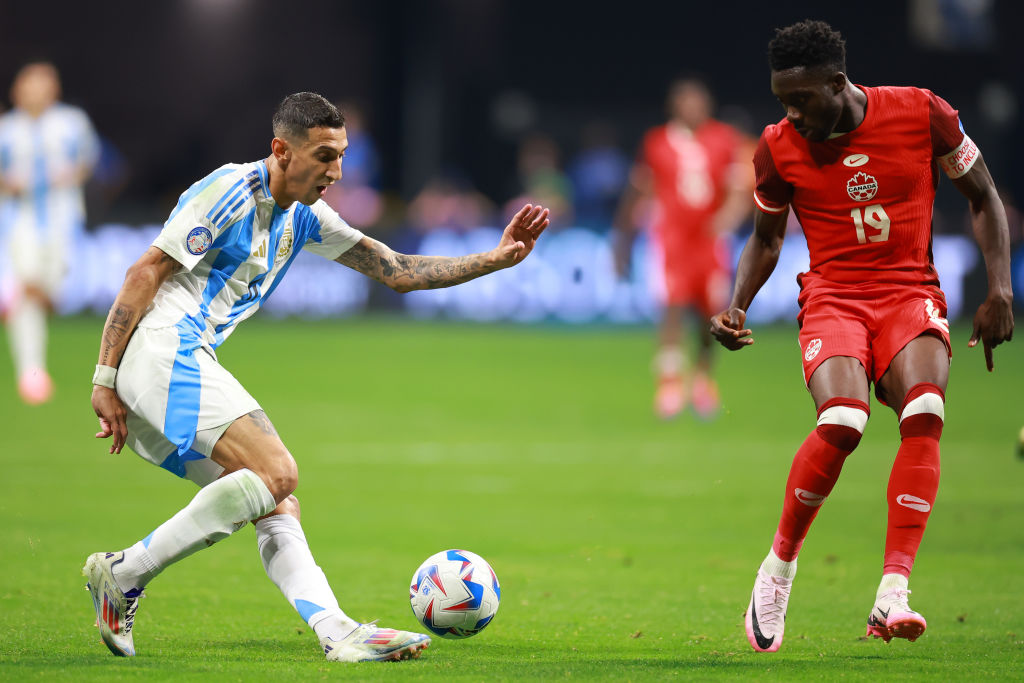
[0,62,98,403]
[616,78,752,420]
[711,20,1013,652]
[84,92,549,663]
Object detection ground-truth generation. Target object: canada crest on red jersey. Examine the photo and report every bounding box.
[846,172,878,202]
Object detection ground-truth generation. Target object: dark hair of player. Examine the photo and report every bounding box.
[768,20,847,74]
[272,92,346,140]
[16,58,57,72]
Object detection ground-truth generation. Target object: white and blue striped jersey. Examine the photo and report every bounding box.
[0,103,99,237]
[142,159,364,348]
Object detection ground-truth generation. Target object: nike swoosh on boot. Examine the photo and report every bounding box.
[749,604,776,650]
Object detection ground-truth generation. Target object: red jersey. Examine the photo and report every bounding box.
[753,86,979,292]
[643,120,744,250]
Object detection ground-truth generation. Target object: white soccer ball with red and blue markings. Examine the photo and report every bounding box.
[409,549,501,639]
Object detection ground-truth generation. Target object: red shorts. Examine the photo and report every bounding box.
[660,239,731,316]
[797,283,952,388]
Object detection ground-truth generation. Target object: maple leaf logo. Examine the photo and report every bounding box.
[847,172,878,201]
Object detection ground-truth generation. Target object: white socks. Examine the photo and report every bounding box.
[256,513,357,641]
[761,554,908,597]
[654,346,686,378]
[108,469,355,643]
[762,548,798,580]
[113,468,276,592]
[7,299,46,375]
[877,572,909,597]
[761,551,908,597]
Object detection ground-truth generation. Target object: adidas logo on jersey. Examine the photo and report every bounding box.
[253,239,267,259]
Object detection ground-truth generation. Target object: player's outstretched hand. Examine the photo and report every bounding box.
[492,204,550,268]
[968,292,1014,371]
[710,307,754,351]
[92,385,129,454]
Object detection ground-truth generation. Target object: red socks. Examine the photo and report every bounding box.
[768,384,943,578]
[772,398,870,562]
[883,383,944,577]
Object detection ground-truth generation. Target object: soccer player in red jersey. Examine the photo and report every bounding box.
[710,20,1014,652]
[616,78,752,419]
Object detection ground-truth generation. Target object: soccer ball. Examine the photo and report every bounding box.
[409,549,501,639]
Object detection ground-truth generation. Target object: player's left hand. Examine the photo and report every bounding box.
[968,291,1014,371]
[710,307,754,350]
[492,204,550,268]
[92,385,129,454]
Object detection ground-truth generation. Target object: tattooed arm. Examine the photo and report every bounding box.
[337,239,500,293]
[92,246,182,454]
[336,204,550,292]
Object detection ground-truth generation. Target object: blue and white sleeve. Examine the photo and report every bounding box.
[152,167,243,270]
[303,200,366,259]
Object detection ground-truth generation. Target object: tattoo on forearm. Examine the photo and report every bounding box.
[337,240,493,291]
[337,241,379,275]
[97,249,181,367]
[390,253,491,289]
[99,305,139,365]
[247,410,279,437]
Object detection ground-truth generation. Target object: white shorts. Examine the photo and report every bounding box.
[117,317,260,486]
[3,214,72,298]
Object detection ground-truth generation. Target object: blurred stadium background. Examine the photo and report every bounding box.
[1,0,1022,323]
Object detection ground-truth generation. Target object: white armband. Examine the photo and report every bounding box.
[937,134,979,179]
[753,191,787,214]
[92,364,117,389]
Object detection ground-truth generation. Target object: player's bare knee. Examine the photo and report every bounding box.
[263,453,298,502]
[815,398,870,451]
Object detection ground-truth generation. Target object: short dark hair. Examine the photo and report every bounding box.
[768,20,846,74]
[272,92,345,140]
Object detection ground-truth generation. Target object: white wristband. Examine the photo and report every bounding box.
[92,364,117,389]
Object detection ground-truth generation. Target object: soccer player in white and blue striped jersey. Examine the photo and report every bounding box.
[0,62,99,403]
[83,92,549,663]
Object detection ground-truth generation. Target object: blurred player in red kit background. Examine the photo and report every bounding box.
[616,78,752,420]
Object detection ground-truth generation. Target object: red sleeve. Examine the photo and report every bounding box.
[752,130,791,214]
[927,90,964,156]
[927,90,979,178]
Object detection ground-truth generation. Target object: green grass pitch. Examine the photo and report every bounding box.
[1,315,1021,680]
